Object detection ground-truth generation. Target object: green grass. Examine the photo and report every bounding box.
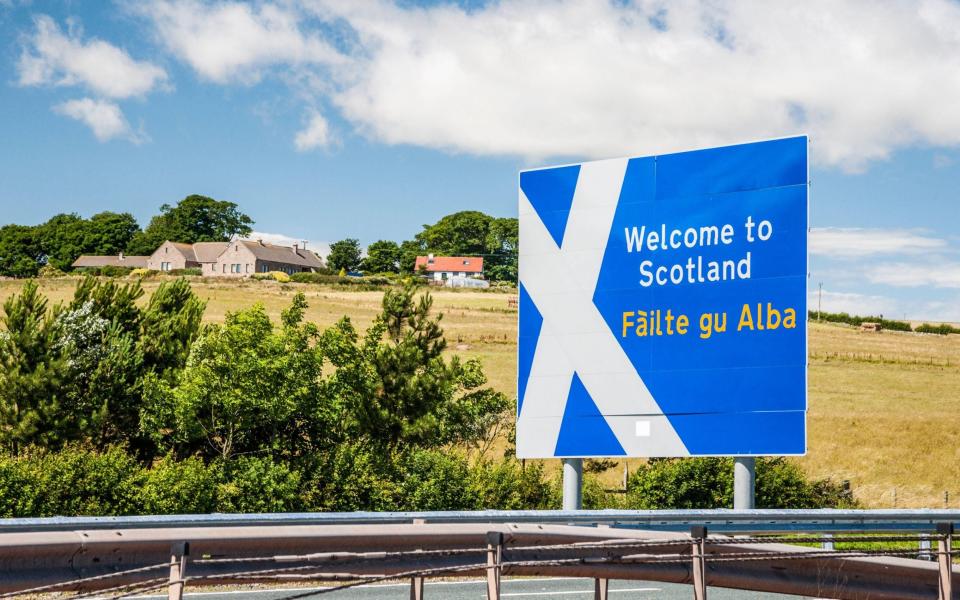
[2,276,959,508]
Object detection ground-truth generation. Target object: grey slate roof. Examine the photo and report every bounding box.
[167,242,197,262]
[241,240,325,269]
[192,241,230,263]
[72,255,149,268]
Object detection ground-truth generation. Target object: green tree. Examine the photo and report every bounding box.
[55,300,143,448]
[414,211,492,256]
[0,282,68,452]
[398,239,424,274]
[138,278,206,374]
[485,217,519,282]
[127,195,253,254]
[326,282,508,451]
[405,211,519,282]
[38,214,88,272]
[85,212,141,255]
[327,238,363,272]
[38,212,141,271]
[362,240,401,274]
[0,225,44,277]
[142,294,326,461]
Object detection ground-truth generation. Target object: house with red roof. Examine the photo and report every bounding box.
[414,254,484,282]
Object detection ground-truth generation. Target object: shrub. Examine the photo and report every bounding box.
[470,459,558,510]
[139,455,221,514]
[397,449,477,511]
[38,264,65,278]
[168,268,202,276]
[129,268,150,278]
[269,271,291,282]
[626,457,856,509]
[76,266,135,277]
[218,456,303,513]
[290,272,394,287]
[627,458,731,509]
[307,444,399,512]
[915,323,960,335]
[0,446,141,517]
[809,310,911,332]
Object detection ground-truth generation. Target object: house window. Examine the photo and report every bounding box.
[261,264,268,273]
[160,262,171,271]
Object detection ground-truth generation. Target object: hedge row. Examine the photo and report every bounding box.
[0,446,558,517]
[0,448,856,517]
[810,310,914,332]
[914,323,960,335]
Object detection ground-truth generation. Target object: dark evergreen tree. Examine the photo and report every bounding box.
[0,282,67,452]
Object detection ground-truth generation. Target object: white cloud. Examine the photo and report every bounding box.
[809,289,960,322]
[294,112,331,151]
[808,289,899,317]
[313,0,960,168]
[247,231,330,259]
[866,261,960,289]
[52,98,146,143]
[135,0,344,84]
[810,227,947,258]
[135,0,960,167]
[18,15,168,99]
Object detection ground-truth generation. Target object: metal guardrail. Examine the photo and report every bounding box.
[0,510,956,600]
[2,508,958,533]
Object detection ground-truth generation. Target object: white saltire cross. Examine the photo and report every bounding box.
[517,158,690,458]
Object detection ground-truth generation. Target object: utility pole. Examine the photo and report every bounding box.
[817,282,823,321]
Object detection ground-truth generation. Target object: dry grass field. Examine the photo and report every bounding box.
[1,276,958,508]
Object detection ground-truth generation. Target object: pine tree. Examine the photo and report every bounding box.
[0,281,68,452]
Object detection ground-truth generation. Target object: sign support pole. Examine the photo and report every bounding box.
[733,457,755,510]
[562,458,583,510]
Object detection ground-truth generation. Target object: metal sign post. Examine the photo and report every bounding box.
[734,457,756,509]
[562,458,583,510]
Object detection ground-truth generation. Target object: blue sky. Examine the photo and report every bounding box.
[1,0,959,321]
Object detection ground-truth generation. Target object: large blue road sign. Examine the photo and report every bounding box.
[517,136,808,458]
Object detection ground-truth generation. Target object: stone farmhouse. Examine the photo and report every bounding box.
[73,239,325,277]
[414,254,484,281]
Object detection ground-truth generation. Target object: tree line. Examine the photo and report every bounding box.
[0,195,253,277]
[323,211,519,281]
[1,196,519,282]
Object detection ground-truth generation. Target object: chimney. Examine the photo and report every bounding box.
[257,238,265,246]
[428,253,434,263]
[292,243,299,254]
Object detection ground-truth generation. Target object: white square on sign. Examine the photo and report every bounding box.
[635,420,651,437]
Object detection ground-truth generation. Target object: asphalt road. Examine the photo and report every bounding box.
[133,577,808,600]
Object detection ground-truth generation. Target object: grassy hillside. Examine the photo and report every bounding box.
[1,277,957,508]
